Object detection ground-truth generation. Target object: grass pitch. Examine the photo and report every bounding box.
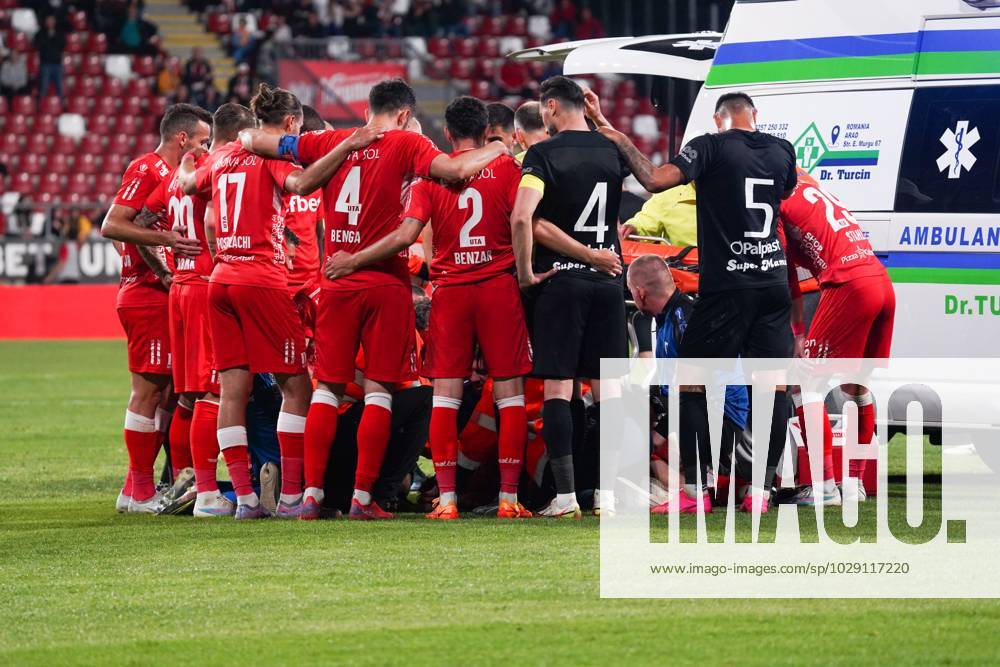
[1,340,999,665]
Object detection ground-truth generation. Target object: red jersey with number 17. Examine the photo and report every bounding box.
[113,151,172,307]
[198,140,297,288]
[296,128,443,290]
[778,169,885,288]
[145,154,214,284]
[403,152,520,287]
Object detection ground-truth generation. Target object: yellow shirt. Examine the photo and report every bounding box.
[626,182,697,247]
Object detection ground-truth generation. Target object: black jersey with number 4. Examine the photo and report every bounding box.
[670,129,797,294]
[521,130,628,281]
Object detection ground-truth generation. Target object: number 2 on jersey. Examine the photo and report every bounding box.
[168,195,195,239]
[458,187,485,248]
[217,172,246,234]
[573,181,609,244]
[803,186,856,232]
[336,165,362,226]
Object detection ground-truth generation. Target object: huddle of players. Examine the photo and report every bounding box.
[101,71,892,520]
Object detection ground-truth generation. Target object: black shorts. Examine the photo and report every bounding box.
[677,283,792,359]
[531,273,628,379]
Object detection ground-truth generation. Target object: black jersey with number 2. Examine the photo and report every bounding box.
[670,129,797,294]
[521,130,628,280]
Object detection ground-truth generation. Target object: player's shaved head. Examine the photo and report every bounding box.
[445,96,488,142]
[514,101,545,134]
[627,254,677,316]
[714,92,755,116]
[160,103,213,141]
[301,105,326,132]
[212,103,255,143]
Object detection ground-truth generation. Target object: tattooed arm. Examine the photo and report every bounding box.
[597,127,685,194]
[134,206,173,289]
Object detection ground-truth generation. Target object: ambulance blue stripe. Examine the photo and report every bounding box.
[886,252,1000,270]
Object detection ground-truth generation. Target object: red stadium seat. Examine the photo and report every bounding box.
[39,173,63,195]
[97,172,120,194]
[82,54,103,76]
[88,114,111,136]
[39,95,62,115]
[76,153,102,175]
[49,153,73,174]
[257,13,272,31]
[615,79,637,98]
[70,10,88,31]
[469,80,492,99]
[8,29,28,52]
[136,134,158,153]
[133,56,156,78]
[5,114,28,136]
[65,32,85,54]
[455,37,477,59]
[11,172,34,194]
[506,16,528,36]
[29,131,50,151]
[477,58,498,80]
[148,97,167,116]
[106,135,135,154]
[427,38,450,58]
[87,32,107,54]
[95,96,116,117]
[19,152,41,174]
[103,76,125,98]
[123,97,144,116]
[68,173,90,194]
[355,39,377,59]
[76,76,99,99]
[449,58,476,81]
[34,113,57,134]
[36,191,56,205]
[126,78,152,98]
[66,96,91,115]
[136,114,157,135]
[61,54,81,75]
[476,16,497,36]
[12,95,33,115]
[52,135,77,154]
[481,38,500,58]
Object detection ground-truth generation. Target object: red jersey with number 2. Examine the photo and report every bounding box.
[404,152,520,287]
[202,140,297,288]
[113,151,172,307]
[778,169,885,288]
[296,128,443,290]
[145,155,214,284]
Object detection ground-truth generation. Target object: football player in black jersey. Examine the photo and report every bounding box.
[590,90,797,515]
[510,76,630,518]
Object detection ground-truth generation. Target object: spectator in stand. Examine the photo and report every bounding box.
[172,83,192,104]
[270,15,294,43]
[118,5,158,54]
[549,0,576,38]
[200,83,223,112]
[290,0,317,36]
[44,216,82,285]
[497,60,531,98]
[404,0,437,37]
[230,16,257,64]
[574,7,604,40]
[0,52,29,99]
[438,0,469,36]
[157,56,183,97]
[34,14,65,99]
[227,61,255,105]
[303,12,327,38]
[183,46,214,100]
[376,0,402,37]
[342,0,379,37]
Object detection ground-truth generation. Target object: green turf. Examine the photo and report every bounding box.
[1,341,998,665]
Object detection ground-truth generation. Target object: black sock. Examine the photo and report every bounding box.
[543,398,574,494]
[764,390,790,490]
[679,391,709,491]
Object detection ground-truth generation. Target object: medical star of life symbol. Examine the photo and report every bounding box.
[793,122,827,172]
[937,120,979,179]
[674,39,719,51]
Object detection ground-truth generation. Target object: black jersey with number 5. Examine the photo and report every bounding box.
[521,130,628,281]
[669,129,797,294]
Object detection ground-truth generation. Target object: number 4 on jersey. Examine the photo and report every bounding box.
[336,165,362,226]
[573,181,609,244]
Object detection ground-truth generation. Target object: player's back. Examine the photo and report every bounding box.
[283,189,323,286]
[418,153,520,286]
[208,140,296,288]
[779,170,884,286]
[522,130,626,280]
[149,158,214,283]
[114,151,172,307]
[297,128,443,289]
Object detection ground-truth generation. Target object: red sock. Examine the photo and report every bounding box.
[304,390,340,491]
[277,412,306,497]
[796,401,834,483]
[430,398,461,495]
[497,397,527,494]
[124,410,160,501]
[122,468,133,497]
[191,400,220,493]
[168,403,194,477]
[354,393,393,493]
[217,425,254,497]
[851,393,876,478]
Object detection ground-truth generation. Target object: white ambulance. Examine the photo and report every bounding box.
[512,0,1000,461]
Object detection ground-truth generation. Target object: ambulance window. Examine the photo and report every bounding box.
[894,85,1000,214]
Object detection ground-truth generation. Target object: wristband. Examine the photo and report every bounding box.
[791,322,805,336]
[278,134,300,163]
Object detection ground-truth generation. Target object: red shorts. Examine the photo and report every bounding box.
[423,273,532,379]
[805,272,896,359]
[290,281,320,339]
[169,282,219,394]
[208,282,306,374]
[315,283,416,384]
[117,304,171,375]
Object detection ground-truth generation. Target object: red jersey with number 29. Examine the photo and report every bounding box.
[201,140,297,288]
[113,151,172,307]
[296,128,443,290]
[778,169,884,288]
[145,155,214,284]
[404,152,520,286]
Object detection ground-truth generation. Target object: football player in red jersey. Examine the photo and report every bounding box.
[325,96,536,520]
[139,103,258,517]
[240,78,508,520]
[100,104,212,513]
[778,168,895,505]
[179,84,381,519]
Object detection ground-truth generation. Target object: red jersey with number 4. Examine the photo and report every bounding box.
[283,190,323,286]
[296,128,443,290]
[404,152,520,286]
[200,140,297,288]
[778,169,884,289]
[145,155,214,284]
[113,151,172,307]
